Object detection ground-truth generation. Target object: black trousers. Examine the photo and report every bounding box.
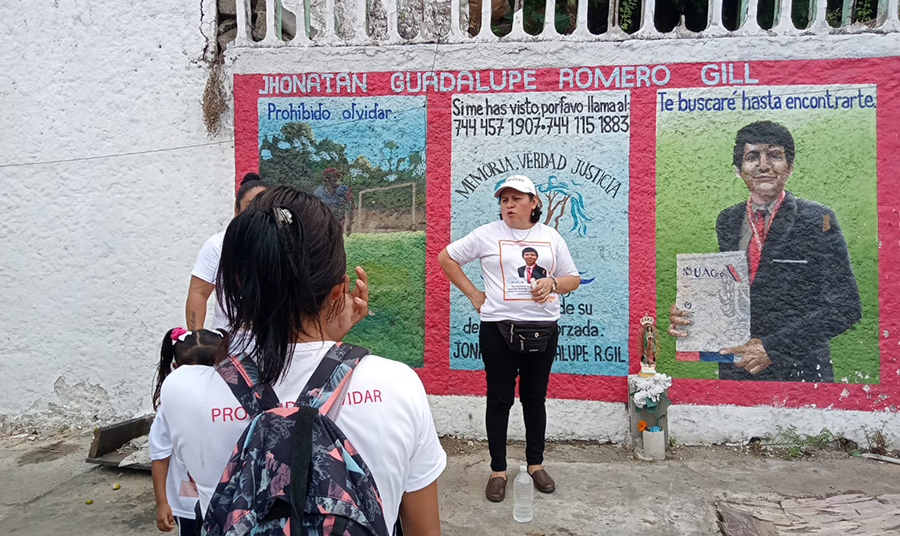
[176,516,198,536]
[480,321,559,472]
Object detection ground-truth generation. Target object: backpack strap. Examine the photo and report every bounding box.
[288,405,317,536]
[216,354,281,417]
[296,342,370,421]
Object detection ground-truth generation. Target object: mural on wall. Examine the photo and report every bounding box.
[233,57,900,411]
[656,85,877,385]
[256,95,428,367]
[448,91,630,375]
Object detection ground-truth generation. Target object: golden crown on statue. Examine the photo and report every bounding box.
[640,315,655,327]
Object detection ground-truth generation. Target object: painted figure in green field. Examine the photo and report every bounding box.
[669,120,861,382]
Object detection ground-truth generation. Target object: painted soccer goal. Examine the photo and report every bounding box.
[356,181,417,230]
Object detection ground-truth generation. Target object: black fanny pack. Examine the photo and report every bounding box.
[497,321,557,354]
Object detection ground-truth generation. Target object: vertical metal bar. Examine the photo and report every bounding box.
[276,0,283,39]
[262,0,279,43]
[289,0,311,43]
[882,0,900,28]
[840,0,852,25]
[607,0,620,33]
[480,0,494,38]
[470,0,499,40]
[355,0,369,42]
[450,0,466,39]
[505,0,528,38]
[235,0,250,44]
[323,0,337,36]
[419,0,431,41]
[543,0,559,35]
[709,0,726,30]
[572,0,591,36]
[811,0,831,29]
[807,0,821,28]
[876,0,890,25]
[773,0,797,31]
[412,183,416,229]
[635,0,657,34]
[740,0,763,31]
[385,0,402,40]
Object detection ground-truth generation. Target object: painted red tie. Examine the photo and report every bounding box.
[747,209,768,284]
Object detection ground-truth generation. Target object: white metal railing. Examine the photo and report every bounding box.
[222,0,900,48]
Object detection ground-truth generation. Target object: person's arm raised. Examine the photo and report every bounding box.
[438,248,485,313]
[398,480,441,536]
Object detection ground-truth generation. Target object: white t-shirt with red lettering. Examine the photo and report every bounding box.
[157,342,446,529]
[446,221,579,322]
[148,412,200,519]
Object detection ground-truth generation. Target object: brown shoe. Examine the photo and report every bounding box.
[485,476,507,502]
[529,469,556,493]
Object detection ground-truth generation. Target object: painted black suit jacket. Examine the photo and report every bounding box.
[518,264,548,280]
[715,191,861,382]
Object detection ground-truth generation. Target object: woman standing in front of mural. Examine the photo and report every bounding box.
[438,174,581,502]
[184,173,271,330]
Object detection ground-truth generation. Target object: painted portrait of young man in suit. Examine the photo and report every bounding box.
[668,120,862,382]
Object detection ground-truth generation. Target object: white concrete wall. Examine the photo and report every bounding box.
[0,0,233,428]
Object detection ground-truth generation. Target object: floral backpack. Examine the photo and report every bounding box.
[200,343,391,536]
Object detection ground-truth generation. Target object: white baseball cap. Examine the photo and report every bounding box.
[493,175,536,197]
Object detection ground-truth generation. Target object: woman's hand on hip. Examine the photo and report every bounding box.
[530,277,554,303]
[468,290,486,313]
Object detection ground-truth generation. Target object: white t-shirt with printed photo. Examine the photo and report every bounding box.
[148,412,199,519]
[157,342,447,529]
[190,231,228,331]
[446,221,579,322]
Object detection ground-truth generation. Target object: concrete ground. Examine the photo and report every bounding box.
[2,431,900,535]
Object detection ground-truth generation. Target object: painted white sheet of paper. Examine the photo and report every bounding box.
[675,252,750,354]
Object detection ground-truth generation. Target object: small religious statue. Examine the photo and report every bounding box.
[639,315,658,377]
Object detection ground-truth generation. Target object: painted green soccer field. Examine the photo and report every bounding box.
[343,231,425,367]
[655,86,879,382]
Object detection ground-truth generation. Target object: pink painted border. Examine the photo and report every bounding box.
[233,56,900,411]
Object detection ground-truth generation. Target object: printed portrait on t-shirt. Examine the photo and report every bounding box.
[517,247,548,283]
[500,241,555,300]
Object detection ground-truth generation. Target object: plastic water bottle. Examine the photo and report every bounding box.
[531,280,549,309]
[513,465,534,523]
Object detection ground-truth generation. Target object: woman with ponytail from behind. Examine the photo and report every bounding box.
[149,328,228,534]
[158,186,446,535]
